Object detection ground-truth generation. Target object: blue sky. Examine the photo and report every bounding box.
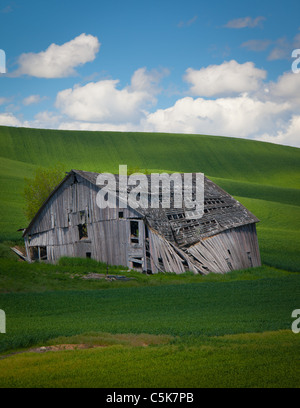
[0,0,300,146]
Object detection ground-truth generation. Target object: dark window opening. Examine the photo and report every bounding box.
[78,223,88,240]
[40,246,47,260]
[119,211,124,219]
[86,252,91,259]
[167,213,185,220]
[31,246,39,261]
[31,246,47,261]
[132,258,142,269]
[130,221,139,243]
[79,210,86,224]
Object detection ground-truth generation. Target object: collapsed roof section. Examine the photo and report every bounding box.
[72,170,259,249]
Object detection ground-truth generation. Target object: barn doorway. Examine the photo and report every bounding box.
[127,219,145,272]
[130,220,139,244]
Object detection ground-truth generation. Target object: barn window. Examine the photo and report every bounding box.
[31,246,47,261]
[130,221,139,243]
[86,252,91,259]
[79,210,86,223]
[78,223,88,240]
[145,225,149,239]
[119,211,124,219]
[40,246,47,261]
[31,246,39,261]
[132,257,142,270]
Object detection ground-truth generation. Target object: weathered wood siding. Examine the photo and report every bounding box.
[186,223,261,274]
[26,173,143,265]
[147,223,261,275]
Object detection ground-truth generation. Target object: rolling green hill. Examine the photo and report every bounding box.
[0,125,299,186]
[0,125,299,271]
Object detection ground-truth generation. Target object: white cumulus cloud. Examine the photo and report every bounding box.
[267,71,300,107]
[256,115,300,147]
[5,60,299,148]
[184,60,267,97]
[144,95,290,139]
[55,67,166,123]
[0,112,22,126]
[14,33,100,78]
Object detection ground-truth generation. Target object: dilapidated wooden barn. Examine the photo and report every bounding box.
[22,169,261,274]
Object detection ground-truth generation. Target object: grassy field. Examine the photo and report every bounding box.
[0,125,299,388]
[0,330,298,388]
[0,264,299,387]
[1,274,299,352]
[0,264,299,388]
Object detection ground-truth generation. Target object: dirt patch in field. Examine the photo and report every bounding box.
[0,333,174,360]
[28,344,107,353]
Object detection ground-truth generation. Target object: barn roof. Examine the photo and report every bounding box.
[72,170,259,248]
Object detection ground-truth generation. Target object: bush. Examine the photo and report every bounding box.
[23,164,66,221]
